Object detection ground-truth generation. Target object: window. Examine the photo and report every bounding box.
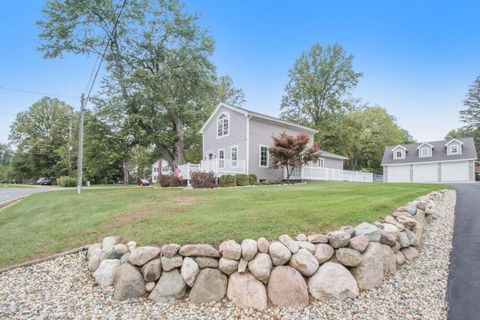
[318,158,325,168]
[231,146,238,167]
[394,150,405,159]
[217,113,229,137]
[218,149,225,168]
[259,145,269,167]
[419,147,431,158]
[450,144,459,155]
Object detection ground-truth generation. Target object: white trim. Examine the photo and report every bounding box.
[445,138,464,146]
[259,144,269,168]
[448,143,462,156]
[392,145,408,151]
[218,148,225,169]
[199,103,248,134]
[382,158,477,166]
[202,133,205,161]
[230,145,238,168]
[416,142,434,149]
[216,112,230,138]
[319,158,325,168]
[393,149,406,160]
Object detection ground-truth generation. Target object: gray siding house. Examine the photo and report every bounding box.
[198,103,347,181]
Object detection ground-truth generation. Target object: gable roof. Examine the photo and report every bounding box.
[199,103,318,134]
[381,137,477,166]
[416,142,434,149]
[318,150,348,160]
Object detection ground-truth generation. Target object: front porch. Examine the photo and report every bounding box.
[177,159,246,180]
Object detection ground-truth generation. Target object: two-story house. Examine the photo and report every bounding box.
[381,138,477,183]
[198,103,348,181]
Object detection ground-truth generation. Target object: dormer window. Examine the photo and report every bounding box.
[392,145,407,160]
[445,139,463,156]
[417,142,433,158]
[217,112,229,137]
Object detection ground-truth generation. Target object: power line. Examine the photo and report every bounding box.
[0,86,80,99]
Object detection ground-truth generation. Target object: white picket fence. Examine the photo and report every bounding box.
[287,166,373,183]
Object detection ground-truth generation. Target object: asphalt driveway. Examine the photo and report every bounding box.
[448,183,480,320]
[0,187,59,207]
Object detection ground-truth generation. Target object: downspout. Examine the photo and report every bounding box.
[245,114,251,174]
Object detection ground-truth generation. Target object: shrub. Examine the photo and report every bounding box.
[259,180,282,185]
[57,176,77,187]
[169,174,182,187]
[235,174,250,186]
[191,171,216,189]
[219,175,236,187]
[159,174,170,187]
[248,174,258,185]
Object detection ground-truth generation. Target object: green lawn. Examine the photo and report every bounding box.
[0,182,447,268]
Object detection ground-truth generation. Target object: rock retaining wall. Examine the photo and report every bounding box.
[86,189,452,310]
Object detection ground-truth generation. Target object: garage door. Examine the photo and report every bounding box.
[413,163,438,182]
[387,165,410,182]
[441,161,469,182]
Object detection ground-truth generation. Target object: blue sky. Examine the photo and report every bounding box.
[1,0,480,145]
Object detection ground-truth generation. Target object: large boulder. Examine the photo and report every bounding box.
[379,230,397,247]
[328,231,351,248]
[87,246,106,272]
[381,245,396,275]
[195,257,219,269]
[189,268,227,304]
[142,258,161,282]
[219,257,239,275]
[354,223,381,242]
[350,242,384,291]
[219,240,242,260]
[267,266,309,308]
[314,244,334,263]
[241,239,258,261]
[161,255,183,271]
[113,263,146,300]
[237,258,248,273]
[296,241,316,254]
[128,246,161,267]
[381,223,400,236]
[161,244,181,258]
[102,236,118,253]
[113,244,129,258]
[93,259,120,287]
[397,215,417,229]
[403,228,418,246]
[148,269,186,303]
[279,235,299,253]
[179,244,220,257]
[227,272,268,311]
[308,262,359,300]
[335,248,362,267]
[269,241,292,266]
[181,257,199,287]
[398,232,410,248]
[248,253,272,284]
[289,248,319,276]
[348,235,369,253]
[307,234,329,244]
[401,247,419,261]
[87,243,102,261]
[257,237,270,253]
[396,251,406,266]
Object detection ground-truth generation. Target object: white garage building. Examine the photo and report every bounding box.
[381,137,477,183]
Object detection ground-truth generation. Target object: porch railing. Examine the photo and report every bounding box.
[287,166,373,182]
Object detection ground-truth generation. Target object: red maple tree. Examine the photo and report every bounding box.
[269,132,319,183]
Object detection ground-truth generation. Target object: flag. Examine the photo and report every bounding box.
[172,165,182,179]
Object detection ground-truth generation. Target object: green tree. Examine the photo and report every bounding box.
[0,143,12,166]
[9,97,74,180]
[280,43,362,127]
[216,75,246,106]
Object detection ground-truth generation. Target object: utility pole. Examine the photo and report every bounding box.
[67,125,72,177]
[76,94,85,194]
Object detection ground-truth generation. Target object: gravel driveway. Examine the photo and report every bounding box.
[0,191,455,319]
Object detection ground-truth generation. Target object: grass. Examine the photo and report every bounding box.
[0,182,447,268]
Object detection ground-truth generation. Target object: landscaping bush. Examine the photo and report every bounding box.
[57,176,77,187]
[235,174,250,186]
[169,174,182,187]
[159,174,170,187]
[248,174,258,185]
[191,171,216,189]
[219,175,236,187]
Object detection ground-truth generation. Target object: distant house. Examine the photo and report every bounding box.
[151,159,170,183]
[381,137,477,183]
[192,103,370,182]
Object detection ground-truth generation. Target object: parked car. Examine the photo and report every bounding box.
[137,178,150,186]
[37,177,52,185]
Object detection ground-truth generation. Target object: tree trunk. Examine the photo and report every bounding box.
[123,161,129,185]
[172,116,185,165]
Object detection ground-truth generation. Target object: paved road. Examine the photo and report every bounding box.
[448,184,480,320]
[0,187,59,205]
